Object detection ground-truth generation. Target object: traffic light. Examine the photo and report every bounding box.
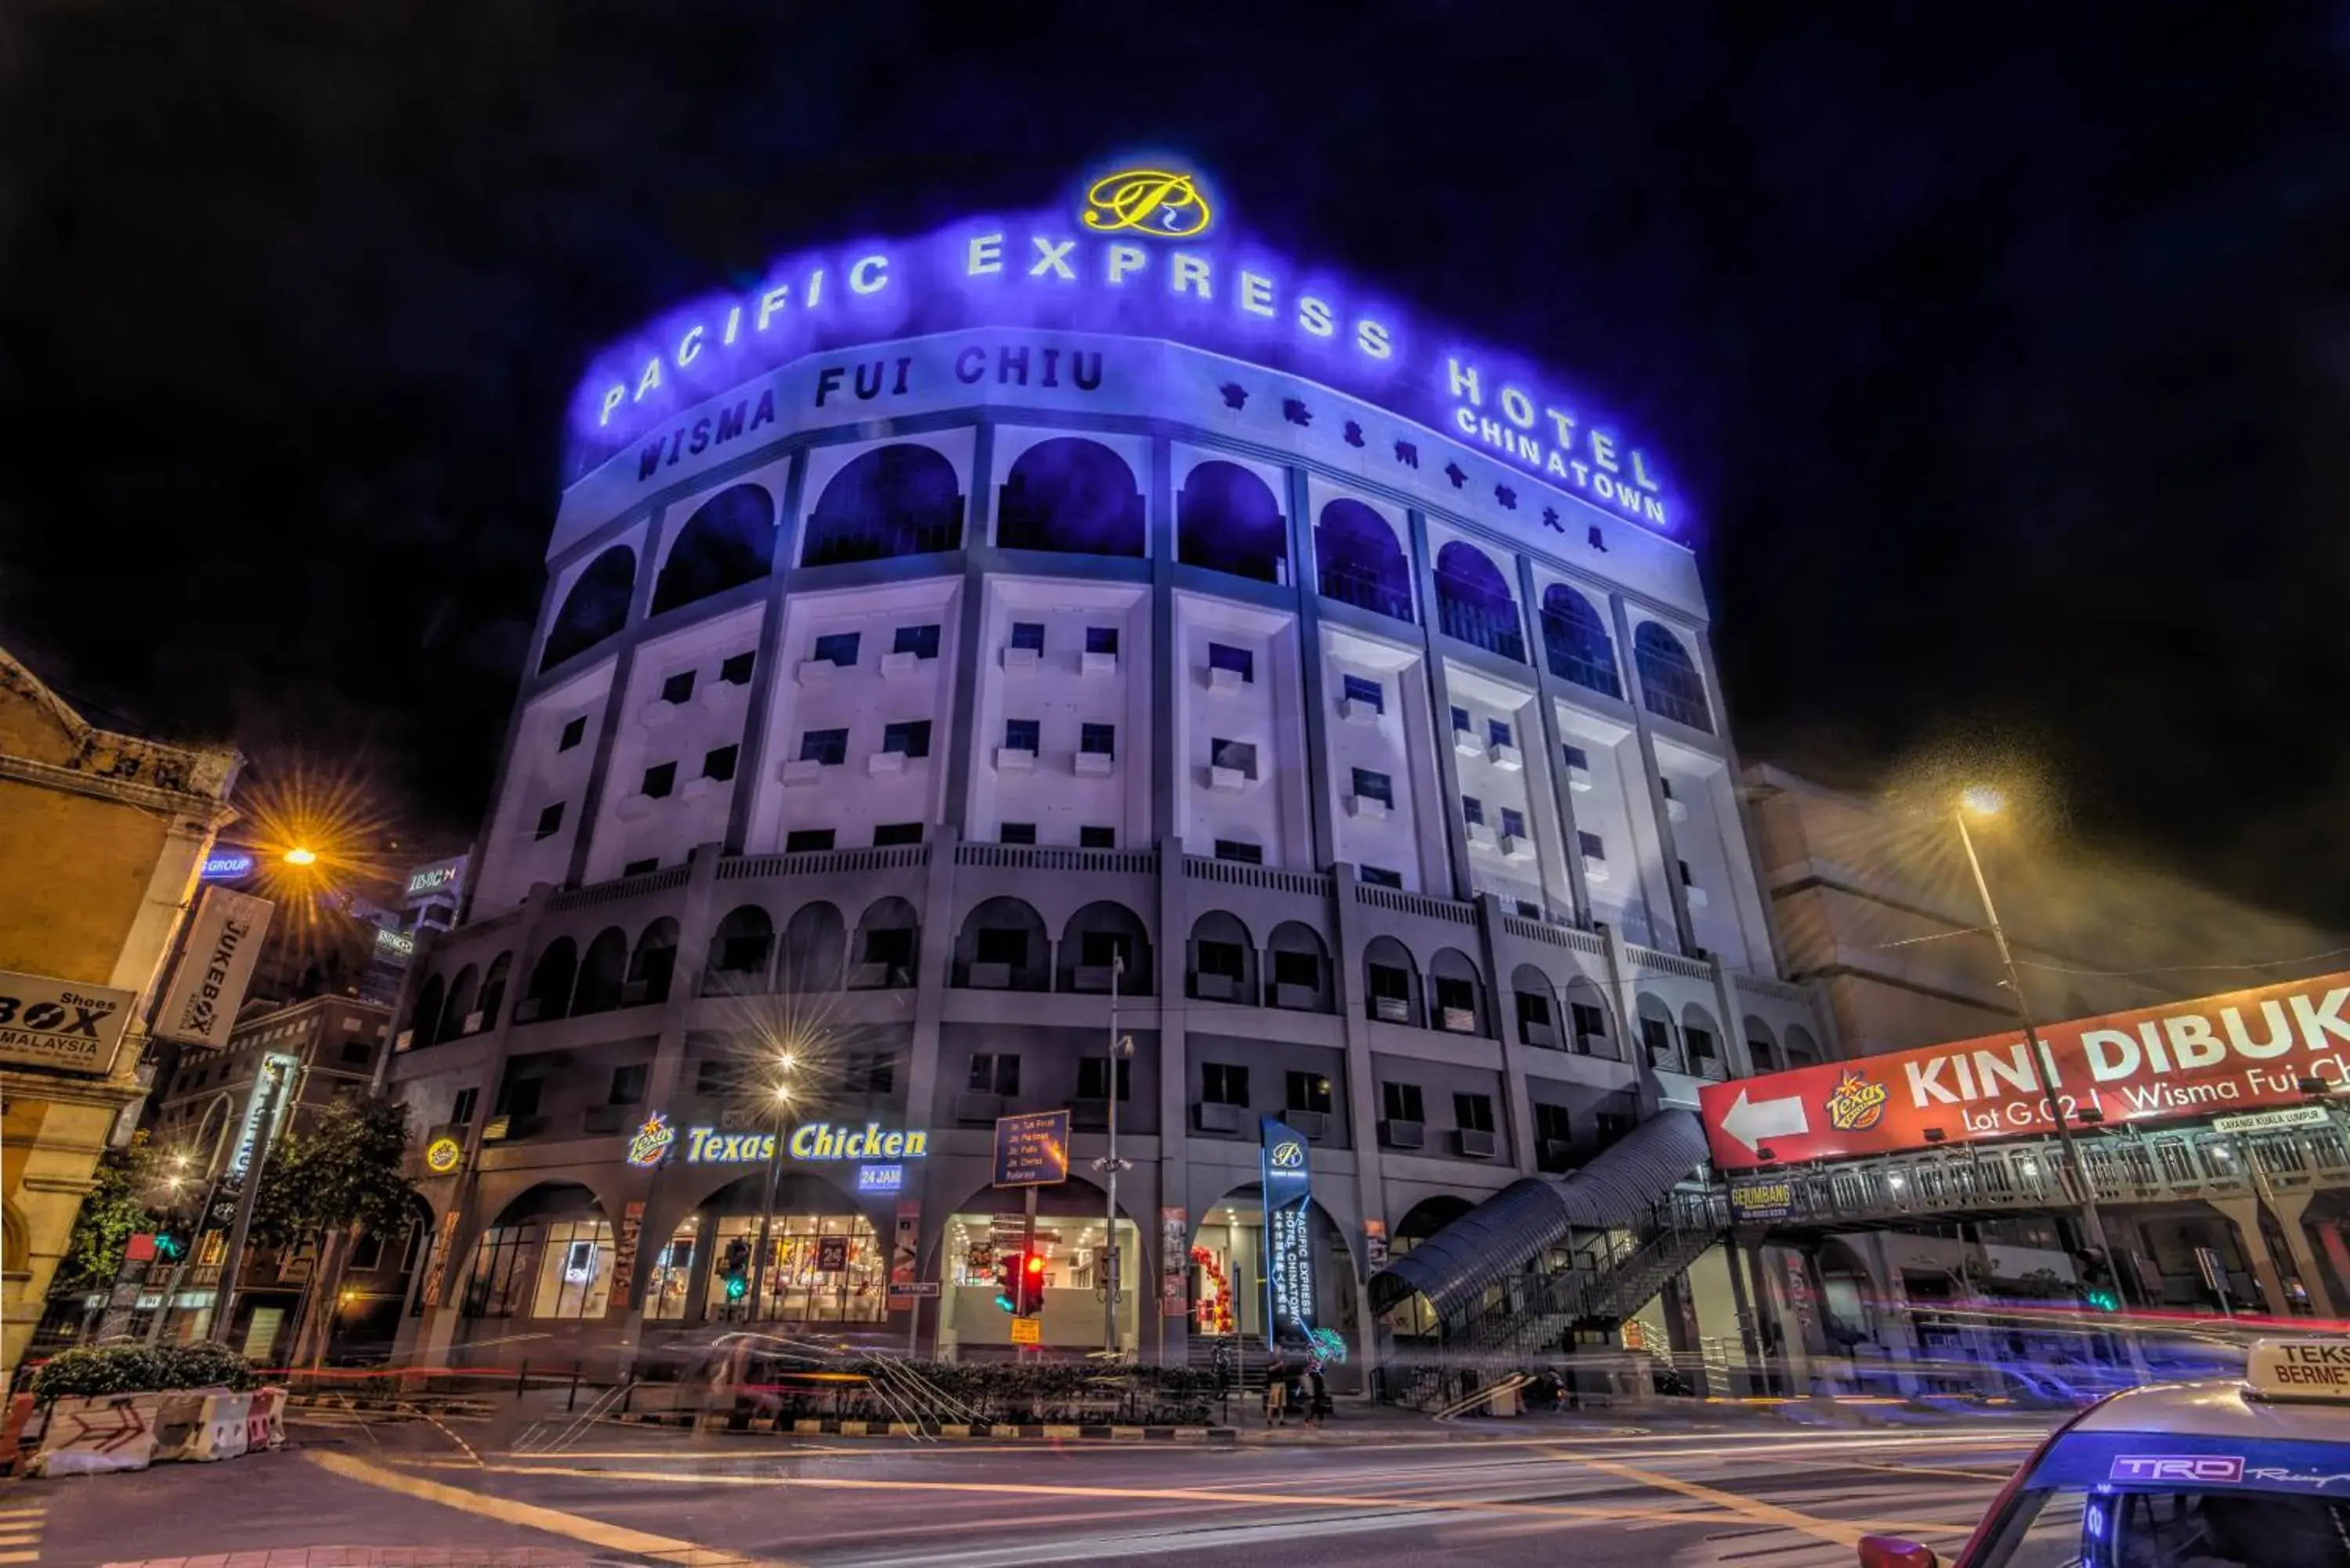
[2077,1248,2121,1313]
[995,1249,1047,1314]
[722,1237,752,1303]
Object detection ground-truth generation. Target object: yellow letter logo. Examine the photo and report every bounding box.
[1083,168,1213,239]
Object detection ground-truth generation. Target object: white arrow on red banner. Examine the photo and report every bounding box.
[1719,1088,1810,1154]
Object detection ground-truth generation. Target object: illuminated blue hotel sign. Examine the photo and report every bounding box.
[571,159,1676,537]
[1260,1115,1318,1354]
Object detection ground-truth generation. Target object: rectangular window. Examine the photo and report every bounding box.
[660,670,696,705]
[694,1059,740,1097]
[784,828,836,853]
[1562,742,1589,770]
[1209,738,1256,777]
[558,716,587,752]
[812,631,860,667]
[892,623,941,659]
[1207,642,1254,682]
[1202,1063,1249,1106]
[640,761,677,799]
[1197,939,1246,979]
[1517,989,1553,1030]
[1000,822,1037,845]
[608,1064,649,1105]
[1454,1092,1496,1133]
[339,1039,373,1067]
[1010,620,1046,652]
[969,1053,1021,1096]
[1434,975,1476,1016]
[1341,674,1383,712]
[872,822,924,847]
[1642,1016,1677,1061]
[1381,1081,1424,1123]
[974,927,1028,967]
[1687,1027,1718,1064]
[533,802,565,840]
[1079,930,1133,970]
[1450,705,1471,734]
[1003,717,1040,751]
[1488,718,1513,748]
[1359,865,1403,889]
[1351,768,1394,807]
[882,720,932,758]
[702,744,739,781]
[841,1052,895,1095]
[1535,1103,1571,1143]
[1272,949,1318,989]
[1500,807,1527,840]
[1079,825,1115,849]
[1461,796,1484,826]
[1080,723,1115,756]
[1285,1071,1333,1115]
[863,927,914,970]
[720,649,756,685]
[1571,1002,1608,1041]
[497,1073,543,1120]
[451,1087,479,1126]
[1085,626,1119,656]
[1517,899,1542,919]
[799,728,848,765]
[1077,1057,1133,1100]
[1213,839,1262,865]
[623,857,660,876]
[1578,829,1605,861]
[1367,962,1411,1001]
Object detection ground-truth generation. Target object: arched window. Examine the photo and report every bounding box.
[1636,994,1681,1071]
[1564,977,1617,1060]
[995,438,1144,557]
[1314,500,1412,623]
[803,445,964,566]
[477,952,512,1031]
[650,484,775,617]
[437,965,479,1042]
[955,897,1050,991]
[410,974,446,1050]
[627,918,680,1006]
[521,938,577,1024]
[1189,910,1256,1003]
[572,927,630,1014]
[1511,964,1559,1048]
[1434,540,1525,663]
[1540,584,1622,698]
[1177,461,1285,583]
[1059,901,1152,995]
[777,901,847,992]
[704,905,775,995]
[1744,1017,1781,1075]
[1362,935,1420,1028]
[1784,1024,1821,1069]
[1267,922,1332,1012]
[1682,1003,1724,1081]
[1634,621,1712,732]
[540,546,635,672]
[1428,948,1486,1035]
[851,897,920,988]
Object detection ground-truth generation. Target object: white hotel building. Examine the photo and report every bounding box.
[382,164,1832,1383]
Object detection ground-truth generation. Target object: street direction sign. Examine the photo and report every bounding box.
[992,1109,1072,1187]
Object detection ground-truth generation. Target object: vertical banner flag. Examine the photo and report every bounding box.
[157,887,275,1049]
[1259,1116,1315,1353]
[609,1201,647,1302]
[1160,1208,1188,1318]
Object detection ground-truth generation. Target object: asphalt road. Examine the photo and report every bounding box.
[11,1407,2059,1567]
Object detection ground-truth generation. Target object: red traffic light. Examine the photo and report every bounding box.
[1025,1254,1045,1274]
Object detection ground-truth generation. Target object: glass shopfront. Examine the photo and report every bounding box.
[938,1206,1142,1355]
[642,1172,889,1326]
[460,1216,616,1321]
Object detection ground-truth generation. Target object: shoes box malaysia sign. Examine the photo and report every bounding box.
[0,970,139,1076]
[1700,967,2350,1170]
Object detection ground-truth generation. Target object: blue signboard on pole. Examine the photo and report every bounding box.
[1260,1116,1316,1354]
[992,1110,1072,1187]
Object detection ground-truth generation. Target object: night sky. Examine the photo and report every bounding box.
[5,4,2346,923]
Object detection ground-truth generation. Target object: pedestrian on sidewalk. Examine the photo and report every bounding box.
[1266,1351,1289,1426]
[1304,1359,1329,1427]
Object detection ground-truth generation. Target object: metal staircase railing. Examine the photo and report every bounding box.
[1437,1187,1730,1369]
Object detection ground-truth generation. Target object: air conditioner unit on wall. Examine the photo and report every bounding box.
[1379,1118,1424,1151]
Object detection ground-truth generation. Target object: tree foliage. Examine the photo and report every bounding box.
[248,1096,415,1249]
[52,1139,161,1292]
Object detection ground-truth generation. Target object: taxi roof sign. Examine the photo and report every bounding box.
[2245,1338,2350,1402]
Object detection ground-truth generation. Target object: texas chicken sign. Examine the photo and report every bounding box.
[1700,969,2350,1170]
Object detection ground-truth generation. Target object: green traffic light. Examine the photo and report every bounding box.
[2086,1288,2120,1313]
[725,1274,748,1300]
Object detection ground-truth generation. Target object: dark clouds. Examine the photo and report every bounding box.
[5,2,2348,920]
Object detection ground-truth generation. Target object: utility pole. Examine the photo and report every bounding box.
[209,1059,293,1346]
[1094,955,1133,1356]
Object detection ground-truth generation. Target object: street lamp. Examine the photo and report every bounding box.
[281,846,318,867]
[1953,789,2121,1285]
[1090,955,1134,1356]
[745,1053,800,1321]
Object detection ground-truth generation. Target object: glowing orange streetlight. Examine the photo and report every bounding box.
[282,846,319,867]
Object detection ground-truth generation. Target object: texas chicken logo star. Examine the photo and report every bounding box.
[1082,168,1213,238]
[1824,1070,1891,1133]
[626,1111,677,1168]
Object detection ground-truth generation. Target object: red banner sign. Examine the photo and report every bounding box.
[1699,968,2350,1170]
